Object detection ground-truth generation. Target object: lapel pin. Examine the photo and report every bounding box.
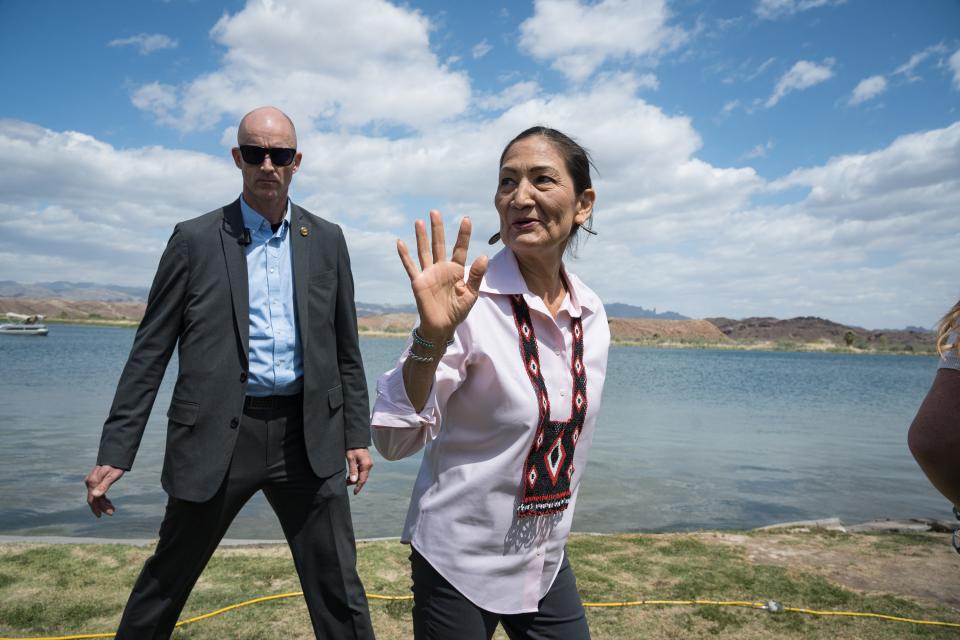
[300,226,309,237]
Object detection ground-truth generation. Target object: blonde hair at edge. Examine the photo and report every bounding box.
[938,300,960,356]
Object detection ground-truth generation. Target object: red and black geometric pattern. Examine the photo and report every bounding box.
[510,294,588,519]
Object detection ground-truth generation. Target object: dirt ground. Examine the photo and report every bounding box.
[699,529,960,610]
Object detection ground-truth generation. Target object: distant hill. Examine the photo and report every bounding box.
[0,298,145,323]
[607,318,726,342]
[0,281,148,302]
[358,302,689,319]
[605,302,688,320]
[355,302,417,317]
[706,316,935,351]
[0,283,935,352]
[356,315,731,343]
[0,296,419,322]
[0,283,683,319]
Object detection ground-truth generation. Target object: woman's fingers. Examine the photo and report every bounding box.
[465,255,489,295]
[450,216,472,266]
[397,239,419,281]
[415,219,432,271]
[430,210,446,265]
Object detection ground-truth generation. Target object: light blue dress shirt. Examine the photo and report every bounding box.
[240,196,303,396]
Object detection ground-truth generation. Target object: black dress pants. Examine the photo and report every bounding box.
[114,402,375,639]
[410,547,590,640]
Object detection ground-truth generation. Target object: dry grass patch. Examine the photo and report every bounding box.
[1,531,958,639]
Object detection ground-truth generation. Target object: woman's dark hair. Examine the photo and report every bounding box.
[499,126,597,247]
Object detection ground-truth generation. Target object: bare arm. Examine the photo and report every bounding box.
[397,211,487,411]
[907,368,960,507]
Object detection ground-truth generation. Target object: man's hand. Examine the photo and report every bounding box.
[345,448,374,495]
[85,464,125,517]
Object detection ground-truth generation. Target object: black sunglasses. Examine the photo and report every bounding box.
[238,145,297,167]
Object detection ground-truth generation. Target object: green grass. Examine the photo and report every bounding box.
[0,532,957,639]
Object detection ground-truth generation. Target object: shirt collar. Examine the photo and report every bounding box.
[240,195,291,239]
[478,247,600,317]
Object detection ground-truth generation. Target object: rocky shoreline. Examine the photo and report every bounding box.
[1,516,952,546]
[1,298,937,355]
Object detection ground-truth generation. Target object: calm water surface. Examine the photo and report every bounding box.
[0,325,947,539]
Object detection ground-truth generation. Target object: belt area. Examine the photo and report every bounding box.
[243,392,303,412]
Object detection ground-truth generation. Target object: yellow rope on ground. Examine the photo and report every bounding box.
[3,591,959,639]
[583,598,765,609]
[782,606,960,627]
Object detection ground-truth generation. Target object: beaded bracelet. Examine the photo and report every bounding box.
[412,327,455,351]
[406,347,435,364]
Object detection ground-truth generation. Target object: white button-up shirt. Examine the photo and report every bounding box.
[371,248,610,614]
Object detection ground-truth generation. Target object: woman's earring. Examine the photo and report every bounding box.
[487,232,501,245]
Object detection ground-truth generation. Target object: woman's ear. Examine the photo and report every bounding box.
[574,188,596,227]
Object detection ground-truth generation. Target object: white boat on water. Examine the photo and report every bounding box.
[0,313,49,336]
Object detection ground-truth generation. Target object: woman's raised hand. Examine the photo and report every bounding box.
[398,210,489,343]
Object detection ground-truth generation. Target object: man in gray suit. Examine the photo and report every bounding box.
[84,106,376,639]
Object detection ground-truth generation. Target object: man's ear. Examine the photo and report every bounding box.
[231,147,243,169]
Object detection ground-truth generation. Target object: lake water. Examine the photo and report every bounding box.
[0,324,949,540]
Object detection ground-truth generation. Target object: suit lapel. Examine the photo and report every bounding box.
[291,203,311,352]
[219,200,250,364]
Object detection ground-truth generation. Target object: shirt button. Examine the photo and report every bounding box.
[230,417,239,429]
[270,268,275,273]
[555,349,561,356]
[240,371,248,383]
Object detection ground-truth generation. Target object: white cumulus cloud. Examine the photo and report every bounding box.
[519,0,686,83]
[0,119,237,285]
[893,42,948,81]
[472,39,492,59]
[129,0,471,133]
[131,83,179,127]
[848,75,887,106]
[769,122,960,221]
[108,33,178,55]
[476,81,541,111]
[742,140,774,159]
[765,59,834,107]
[949,49,960,89]
[5,82,960,328]
[754,0,846,20]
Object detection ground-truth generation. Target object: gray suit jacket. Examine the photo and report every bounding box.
[97,199,371,502]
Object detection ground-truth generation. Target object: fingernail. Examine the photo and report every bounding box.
[350,475,358,482]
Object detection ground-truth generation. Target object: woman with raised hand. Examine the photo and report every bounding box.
[371,126,609,639]
[908,301,960,512]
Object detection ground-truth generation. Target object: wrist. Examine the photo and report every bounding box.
[412,326,454,351]
[407,343,442,364]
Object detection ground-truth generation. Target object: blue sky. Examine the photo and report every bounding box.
[1,0,958,328]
